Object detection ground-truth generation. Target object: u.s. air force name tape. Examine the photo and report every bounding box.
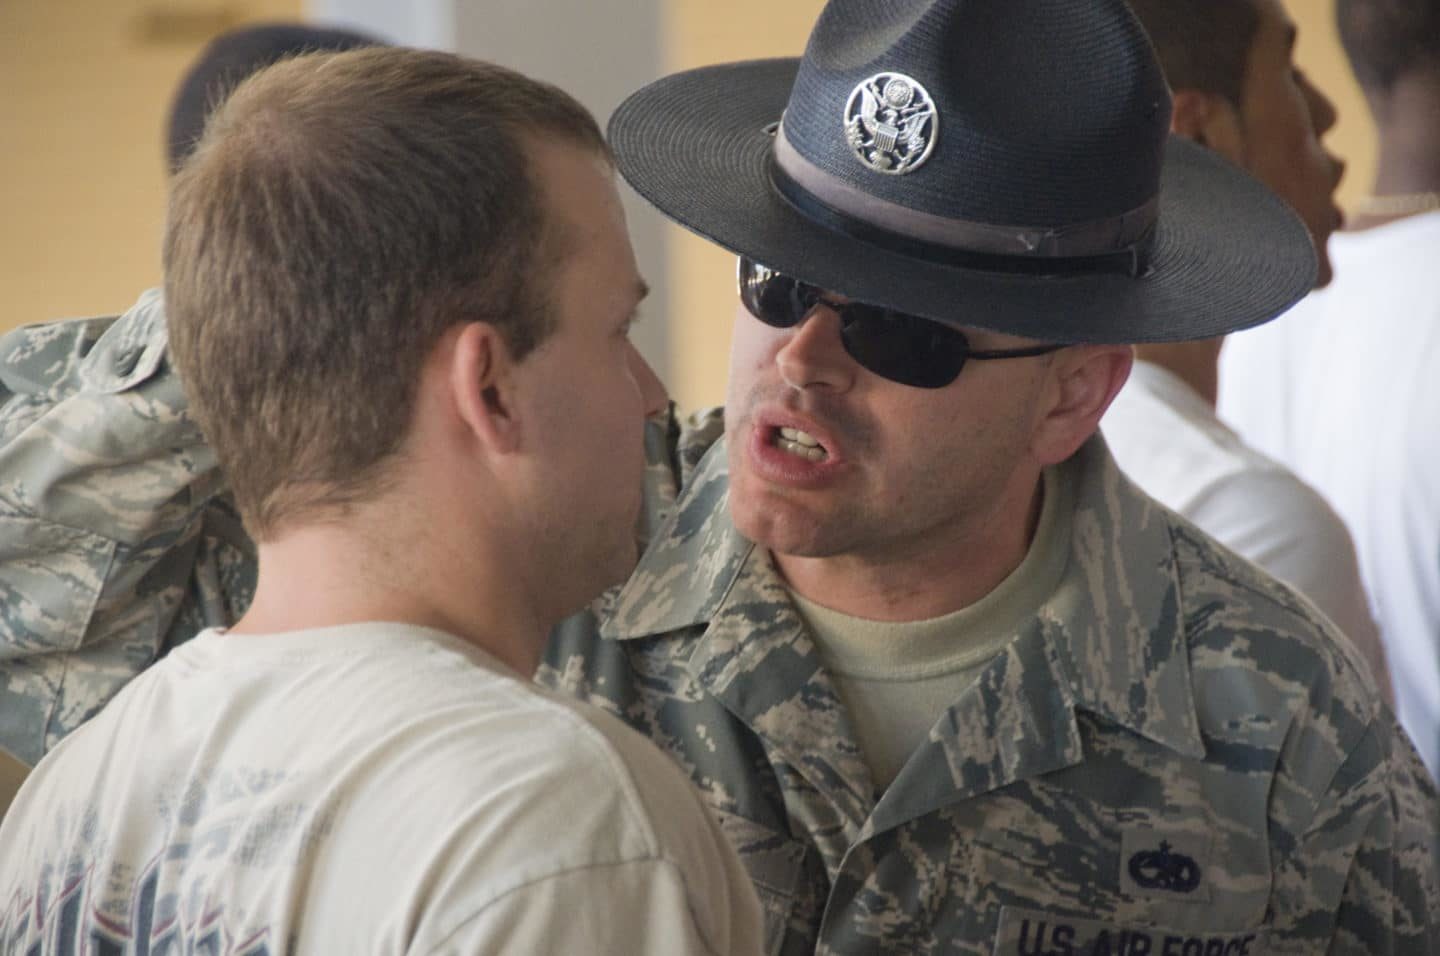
[994,907,1265,956]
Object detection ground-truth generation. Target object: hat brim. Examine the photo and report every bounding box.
[608,58,1317,344]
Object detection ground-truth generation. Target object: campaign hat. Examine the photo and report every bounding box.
[607,0,1316,343]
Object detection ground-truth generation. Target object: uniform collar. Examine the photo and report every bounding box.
[603,438,753,639]
[604,431,1205,762]
[1039,433,1206,759]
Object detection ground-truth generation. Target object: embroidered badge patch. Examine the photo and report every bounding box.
[843,72,938,174]
[1120,829,1211,901]
[994,906,1267,956]
[1129,841,1201,893]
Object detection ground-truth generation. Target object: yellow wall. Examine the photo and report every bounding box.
[0,0,300,333]
[662,0,828,411]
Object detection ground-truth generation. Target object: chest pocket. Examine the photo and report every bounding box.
[950,755,1275,935]
[708,806,810,956]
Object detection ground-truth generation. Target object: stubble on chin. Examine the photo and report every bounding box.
[726,467,852,561]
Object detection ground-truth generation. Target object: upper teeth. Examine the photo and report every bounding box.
[780,427,820,448]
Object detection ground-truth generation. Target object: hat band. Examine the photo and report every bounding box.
[773,124,1157,265]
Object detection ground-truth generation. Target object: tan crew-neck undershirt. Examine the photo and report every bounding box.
[789,466,1073,791]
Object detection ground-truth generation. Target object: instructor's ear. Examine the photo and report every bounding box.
[451,320,522,454]
[1030,345,1134,465]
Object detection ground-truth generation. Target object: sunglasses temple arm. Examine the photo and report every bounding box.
[965,343,1067,361]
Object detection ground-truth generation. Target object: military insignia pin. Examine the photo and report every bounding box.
[844,72,938,175]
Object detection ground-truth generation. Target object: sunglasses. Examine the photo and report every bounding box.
[737,258,1064,388]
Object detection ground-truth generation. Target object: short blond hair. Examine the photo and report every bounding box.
[164,47,608,538]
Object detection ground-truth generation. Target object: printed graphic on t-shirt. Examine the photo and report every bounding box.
[1,765,333,956]
[2,857,274,956]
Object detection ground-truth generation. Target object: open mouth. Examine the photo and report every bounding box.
[771,425,829,462]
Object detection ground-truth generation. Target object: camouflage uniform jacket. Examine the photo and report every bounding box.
[541,409,1440,955]
[1,300,1436,953]
[0,292,254,766]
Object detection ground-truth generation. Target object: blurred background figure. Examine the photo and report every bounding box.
[1104,0,1391,703]
[165,22,379,172]
[1220,0,1440,781]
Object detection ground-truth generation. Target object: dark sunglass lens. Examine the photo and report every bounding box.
[841,309,969,388]
[738,258,765,323]
[740,259,812,329]
[739,259,967,388]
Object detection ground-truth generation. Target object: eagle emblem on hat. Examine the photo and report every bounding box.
[844,72,938,175]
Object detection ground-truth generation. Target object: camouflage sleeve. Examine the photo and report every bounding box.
[0,290,225,764]
[1343,722,1438,953]
[1287,715,1439,954]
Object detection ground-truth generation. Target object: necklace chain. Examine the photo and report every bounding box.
[1352,192,1440,216]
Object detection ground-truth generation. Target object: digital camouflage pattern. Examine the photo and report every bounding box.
[1,297,1436,953]
[541,410,1440,955]
[0,292,254,766]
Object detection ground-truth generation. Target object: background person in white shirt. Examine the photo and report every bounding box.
[1103,0,1391,700]
[1220,0,1440,780]
[0,47,763,955]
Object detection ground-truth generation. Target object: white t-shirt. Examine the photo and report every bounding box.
[0,623,763,955]
[1219,211,1440,780]
[1104,360,1390,701]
